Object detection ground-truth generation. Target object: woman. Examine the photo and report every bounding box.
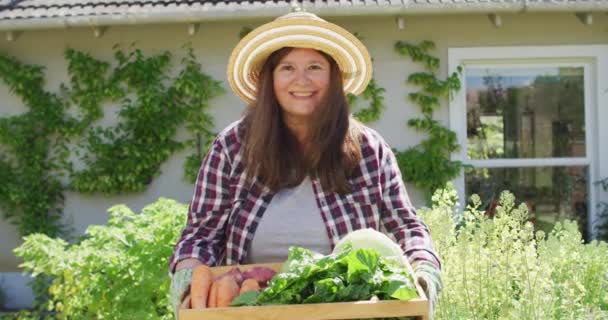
[169,10,442,317]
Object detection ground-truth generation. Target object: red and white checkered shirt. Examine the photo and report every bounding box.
[169,119,441,274]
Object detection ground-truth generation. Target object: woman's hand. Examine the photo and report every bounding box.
[171,259,203,319]
[413,261,443,320]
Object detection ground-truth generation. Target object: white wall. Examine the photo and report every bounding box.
[0,11,606,308]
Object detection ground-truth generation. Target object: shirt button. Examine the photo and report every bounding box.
[320,200,326,206]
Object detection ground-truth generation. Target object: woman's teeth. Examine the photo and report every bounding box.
[291,92,314,97]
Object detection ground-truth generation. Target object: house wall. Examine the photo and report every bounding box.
[0,11,606,308]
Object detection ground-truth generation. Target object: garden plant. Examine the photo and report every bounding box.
[4,185,606,319]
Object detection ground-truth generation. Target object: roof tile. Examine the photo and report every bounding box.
[0,0,607,25]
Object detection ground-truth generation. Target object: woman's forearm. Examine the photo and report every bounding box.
[175,258,203,272]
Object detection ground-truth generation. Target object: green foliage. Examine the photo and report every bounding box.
[235,246,417,306]
[393,41,464,198]
[348,77,386,124]
[68,45,224,192]
[13,190,608,319]
[0,45,221,234]
[175,47,225,182]
[0,311,47,320]
[1,46,221,310]
[418,184,608,319]
[0,54,70,238]
[14,199,187,320]
[394,41,438,71]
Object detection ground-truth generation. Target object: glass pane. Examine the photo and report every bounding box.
[465,166,589,240]
[466,67,586,159]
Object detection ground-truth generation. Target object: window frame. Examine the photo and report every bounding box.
[448,45,608,238]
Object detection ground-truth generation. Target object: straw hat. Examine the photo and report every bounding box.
[227,11,373,104]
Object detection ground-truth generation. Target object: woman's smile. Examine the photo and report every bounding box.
[290,91,317,98]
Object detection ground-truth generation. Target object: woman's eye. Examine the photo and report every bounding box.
[309,64,322,70]
[279,65,294,71]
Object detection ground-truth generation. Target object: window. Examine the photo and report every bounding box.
[448,45,607,240]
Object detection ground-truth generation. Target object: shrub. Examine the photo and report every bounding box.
[14,199,186,320]
[418,184,608,319]
[13,189,608,319]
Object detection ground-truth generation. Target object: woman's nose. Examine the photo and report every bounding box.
[293,69,312,84]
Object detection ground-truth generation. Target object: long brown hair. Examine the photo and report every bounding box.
[241,47,362,194]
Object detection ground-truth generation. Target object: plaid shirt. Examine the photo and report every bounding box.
[169,119,441,274]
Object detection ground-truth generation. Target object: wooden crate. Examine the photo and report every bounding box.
[179,261,429,320]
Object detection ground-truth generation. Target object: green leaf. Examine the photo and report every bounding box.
[344,248,379,283]
[230,290,260,306]
[380,274,418,301]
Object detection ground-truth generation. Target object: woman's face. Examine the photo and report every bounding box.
[273,48,331,122]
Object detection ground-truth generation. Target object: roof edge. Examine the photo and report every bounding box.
[0,2,606,31]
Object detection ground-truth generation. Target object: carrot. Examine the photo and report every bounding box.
[216,276,240,307]
[190,265,214,309]
[239,278,260,294]
[207,280,219,308]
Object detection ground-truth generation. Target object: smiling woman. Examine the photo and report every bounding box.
[272,48,330,126]
[243,46,359,193]
[169,10,442,319]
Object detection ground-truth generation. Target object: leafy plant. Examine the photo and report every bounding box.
[348,77,386,124]
[1,47,222,310]
[14,199,187,320]
[0,54,71,239]
[0,311,46,320]
[68,45,224,192]
[13,189,608,319]
[0,45,222,238]
[418,184,608,319]
[393,41,464,200]
[233,246,417,306]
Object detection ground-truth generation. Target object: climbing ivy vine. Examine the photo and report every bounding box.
[0,54,70,239]
[393,40,465,199]
[0,45,223,240]
[69,45,224,192]
[348,77,385,124]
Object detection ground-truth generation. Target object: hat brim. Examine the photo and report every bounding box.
[227,13,373,104]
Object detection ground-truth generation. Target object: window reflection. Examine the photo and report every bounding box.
[466,67,585,160]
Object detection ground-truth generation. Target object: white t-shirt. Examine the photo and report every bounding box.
[247,177,332,263]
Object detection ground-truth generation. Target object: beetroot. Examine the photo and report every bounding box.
[242,267,277,287]
[215,267,244,285]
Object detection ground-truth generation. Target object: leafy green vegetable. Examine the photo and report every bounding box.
[234,245,418,308]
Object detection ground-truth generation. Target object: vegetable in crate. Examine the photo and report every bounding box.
[333,228,405,265]
[191,265,214,309]
[230,244,418,307]
[182,265,277,309]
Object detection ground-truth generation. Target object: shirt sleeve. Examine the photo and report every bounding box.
[377,139,442,271]
[168,136,233,274]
